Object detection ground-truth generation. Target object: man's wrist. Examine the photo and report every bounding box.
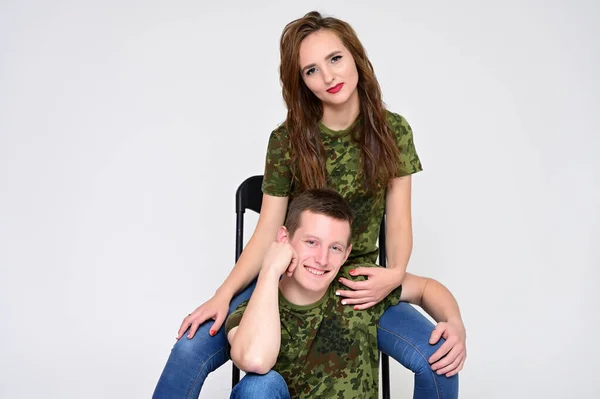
[259,265,284,281]
[447,317,466,332]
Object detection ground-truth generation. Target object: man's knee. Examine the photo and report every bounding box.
[232,370,289,398]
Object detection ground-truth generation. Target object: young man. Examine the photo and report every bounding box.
[225,189,466,399]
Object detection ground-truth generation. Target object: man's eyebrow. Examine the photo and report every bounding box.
[300,50,343,73]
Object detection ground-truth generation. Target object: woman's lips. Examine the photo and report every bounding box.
[326,83,344,94]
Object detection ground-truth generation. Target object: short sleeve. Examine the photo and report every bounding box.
[388,112,423,177]
[261,125,293,197]
[373,285,403,319]
[384,286,403,310]
[225,300,249,334]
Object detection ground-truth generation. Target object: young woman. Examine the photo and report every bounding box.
[153,11,466,399]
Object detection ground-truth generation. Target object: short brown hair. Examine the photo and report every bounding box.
[284,189,353,243]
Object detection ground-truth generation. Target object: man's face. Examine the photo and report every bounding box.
[285,211,352,293]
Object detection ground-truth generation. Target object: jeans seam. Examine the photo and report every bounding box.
[377,324,441,399]
[186,345,228,399]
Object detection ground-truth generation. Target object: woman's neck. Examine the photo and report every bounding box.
[320,90,360,131]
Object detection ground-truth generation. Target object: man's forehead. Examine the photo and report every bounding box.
[297,211,351,240]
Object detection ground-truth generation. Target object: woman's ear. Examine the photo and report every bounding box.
[276,226,289,243]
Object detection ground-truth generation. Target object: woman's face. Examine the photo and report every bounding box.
[298,29,359,109]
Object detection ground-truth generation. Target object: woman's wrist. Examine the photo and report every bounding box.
[390,266,407,286]
[215,284,235,301]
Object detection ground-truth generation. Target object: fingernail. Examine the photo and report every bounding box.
[209,330,215,336]
[342,300,347,305]
[335,291,340,296]
[187,334,191,339]
[353,306,358,310]
[349,270,356,275]
[338,278,342,283]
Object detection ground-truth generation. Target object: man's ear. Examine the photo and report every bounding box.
[276,226,289,243]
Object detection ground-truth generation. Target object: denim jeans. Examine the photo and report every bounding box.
[229,370,290,399]
[153,280,459,399]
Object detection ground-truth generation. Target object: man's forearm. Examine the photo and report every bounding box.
[420,278,464,325]
[229,268,281,374]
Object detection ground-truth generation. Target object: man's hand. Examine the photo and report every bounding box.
[337,267,405,310]
[428,321,467,377]
[261,242,298,277]
[177,292,231,340]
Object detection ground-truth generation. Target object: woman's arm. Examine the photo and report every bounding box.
[384,175,414,278]
[217,194,289,299]
[177,193,288,339]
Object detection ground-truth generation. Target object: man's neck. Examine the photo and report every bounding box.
[320,90,360,131]
[279,275,328,306]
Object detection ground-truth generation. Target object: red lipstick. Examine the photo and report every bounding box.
[327,83,344,94]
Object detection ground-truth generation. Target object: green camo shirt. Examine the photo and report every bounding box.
[226,276,402,398]
[261,110,423,266]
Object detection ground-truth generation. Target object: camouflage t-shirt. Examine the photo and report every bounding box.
[225,272,402,399]
[262,111,423,267]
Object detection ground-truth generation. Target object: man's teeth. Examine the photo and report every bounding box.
[306,267,325,275]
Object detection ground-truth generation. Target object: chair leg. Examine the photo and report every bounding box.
[232,364,240,388]
[382,353,390,399]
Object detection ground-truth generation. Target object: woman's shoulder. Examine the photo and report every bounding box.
[267,120,291,144]
[384,109,412,133]
[265,120,292,159]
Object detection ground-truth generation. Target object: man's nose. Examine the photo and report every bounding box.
[315,247,328,266]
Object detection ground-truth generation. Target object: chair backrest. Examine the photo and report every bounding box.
[232,175,390,399]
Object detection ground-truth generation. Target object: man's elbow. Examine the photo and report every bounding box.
[230,346,275,375]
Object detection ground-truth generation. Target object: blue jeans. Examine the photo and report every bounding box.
[229,370,290,399]
[153,280,459,399]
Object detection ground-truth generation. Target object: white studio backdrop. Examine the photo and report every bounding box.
[1,1,598,398]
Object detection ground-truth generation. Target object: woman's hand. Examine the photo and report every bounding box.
[176,292,231,340]
[337,267,405,310]
[428,321,467,377]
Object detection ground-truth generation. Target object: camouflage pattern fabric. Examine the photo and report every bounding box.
[262,111,423,267]
[226,270,403,399]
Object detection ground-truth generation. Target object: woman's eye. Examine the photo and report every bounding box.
[331,55,342,63]
[306,67,317,76]
[307,240,316,246]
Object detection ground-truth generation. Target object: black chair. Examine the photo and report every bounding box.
[232,175,391,399]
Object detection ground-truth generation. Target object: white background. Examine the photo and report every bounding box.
[1,1,598,398]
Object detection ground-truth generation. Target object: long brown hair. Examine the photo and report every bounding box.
[279,11,401,192]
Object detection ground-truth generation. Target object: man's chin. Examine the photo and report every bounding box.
[298,276,335,294]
